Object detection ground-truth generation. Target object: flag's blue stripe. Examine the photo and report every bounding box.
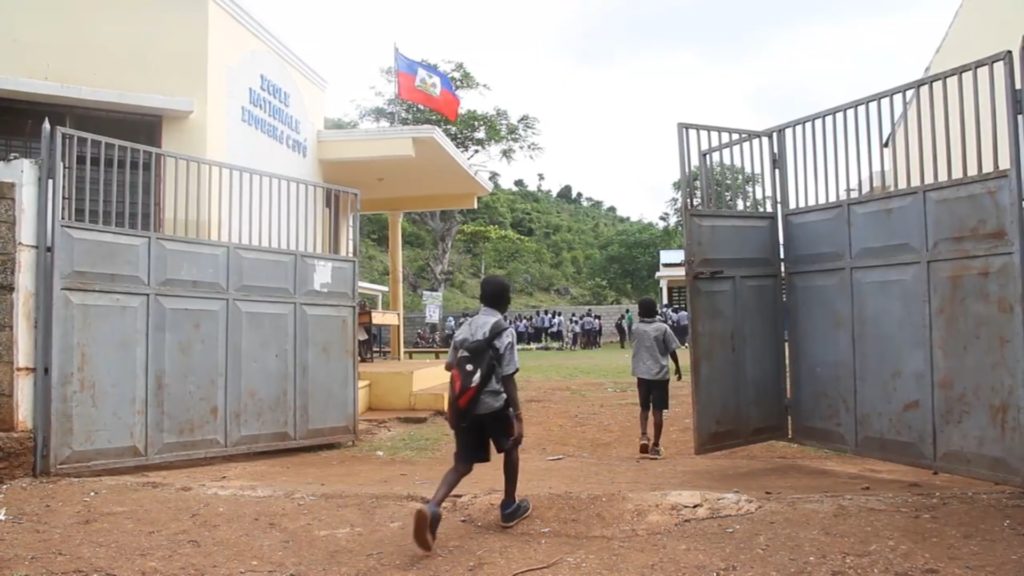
[395,51,456,95]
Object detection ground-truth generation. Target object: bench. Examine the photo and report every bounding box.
[405,348,448,360]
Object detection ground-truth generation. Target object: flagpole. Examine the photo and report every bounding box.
[393,43,400,127]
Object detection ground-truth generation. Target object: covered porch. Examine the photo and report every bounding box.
[319,126,491,412]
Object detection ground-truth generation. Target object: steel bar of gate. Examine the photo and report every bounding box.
[773,50,1012,210]
[53,127,358,257]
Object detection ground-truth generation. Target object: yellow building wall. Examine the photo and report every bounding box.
[0,0,211,157]
[191,0,340,251]
[0,0,352,255]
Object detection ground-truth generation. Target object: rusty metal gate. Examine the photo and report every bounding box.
[34,125,360,473]
[681,48,1024,486]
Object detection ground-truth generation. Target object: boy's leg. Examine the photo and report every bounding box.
[649,380,669,458]
[490,410,531,528]
[503,445,519,505]
[428,461,473,509]
[415,421,486,551]
[637,379,651,454]
[652,410,664,447]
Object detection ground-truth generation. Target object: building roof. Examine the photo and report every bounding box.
[318,126,493,213]
[659,249,686,267]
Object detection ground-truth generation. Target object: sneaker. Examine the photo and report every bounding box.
[413,504,442,552]
[649,445,664,460]
[639,435,650,455]
[499,498,532,528]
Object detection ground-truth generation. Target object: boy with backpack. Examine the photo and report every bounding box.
[632,297,682,460]
[413,276,531,553]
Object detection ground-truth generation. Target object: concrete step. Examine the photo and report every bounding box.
[358,380,371,415]
[360,362,448,411]
[411,382,449,413]
[360,410,435,424]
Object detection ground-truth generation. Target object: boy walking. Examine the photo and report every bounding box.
[413,276,531,552]
[632,297,682,460]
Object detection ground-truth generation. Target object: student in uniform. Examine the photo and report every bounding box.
[615,315,627,349]
[632,297,682,460]
[413,276,530,552]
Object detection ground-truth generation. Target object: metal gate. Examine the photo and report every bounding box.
[679,126,787,453]
[35,126,360,474]
[681,48,1024,487]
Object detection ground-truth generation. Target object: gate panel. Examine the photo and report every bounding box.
[928,176,1024,484]
[785,205,855,451]
[852,263,933,466]
[297,305,356,439]
[40,127,360,473]
[787,269,854,449]
[54,290,148,466]
[679,125,787,454]
[148,296,228,456]
[772,50,1024,485]
[227,301,296,447]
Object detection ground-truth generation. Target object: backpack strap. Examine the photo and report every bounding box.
[484,319,509,345]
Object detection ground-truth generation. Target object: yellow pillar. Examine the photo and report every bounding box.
[388,212,404,359]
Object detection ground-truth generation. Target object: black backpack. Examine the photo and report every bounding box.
[447,320,508,429]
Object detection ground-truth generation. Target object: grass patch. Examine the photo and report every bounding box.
[356,421,449,459]
[518,345,691,382]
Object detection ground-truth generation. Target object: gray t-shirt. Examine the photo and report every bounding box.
[447,307,519,414]
[677,310,689,326]
[631,319,680,380]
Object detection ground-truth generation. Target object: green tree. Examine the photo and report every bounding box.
[359,62,541,291]
[594,224,675,301]
[324,117,359,129]
[660,163,765,239]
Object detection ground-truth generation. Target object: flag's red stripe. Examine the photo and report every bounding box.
[396,71,460,121]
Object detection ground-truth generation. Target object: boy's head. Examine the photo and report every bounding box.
[480,276,512,313]
[637,297,658,319]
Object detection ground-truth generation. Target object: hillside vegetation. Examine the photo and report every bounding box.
[358,179,680,312]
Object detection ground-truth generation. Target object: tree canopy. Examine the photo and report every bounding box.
[359,175,680,311]
[356,60,541,291]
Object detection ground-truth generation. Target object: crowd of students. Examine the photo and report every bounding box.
[441,306,689,351]
[506,309,614,350]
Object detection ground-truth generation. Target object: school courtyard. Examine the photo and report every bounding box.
[0,348,1020,576]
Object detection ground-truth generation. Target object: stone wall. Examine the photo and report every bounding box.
[0,181,13,432]
[0,432,32,481]
[0,176,33,479]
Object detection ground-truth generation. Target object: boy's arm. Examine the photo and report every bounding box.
[502,374,522,417]
[444,341,456,372]
[664,327,682,380]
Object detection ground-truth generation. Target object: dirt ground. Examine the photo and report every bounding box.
[1,356,1022,575]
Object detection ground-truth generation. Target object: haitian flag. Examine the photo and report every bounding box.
[395,50,461,122]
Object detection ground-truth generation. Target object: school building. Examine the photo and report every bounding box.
[0,0,489,476]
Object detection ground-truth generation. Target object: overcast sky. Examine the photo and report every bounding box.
[240,0,962,221]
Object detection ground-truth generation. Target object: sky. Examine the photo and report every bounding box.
[239,0,962,221]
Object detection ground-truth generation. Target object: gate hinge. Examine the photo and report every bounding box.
[771,152,780,170]
[1017,89,1023,114]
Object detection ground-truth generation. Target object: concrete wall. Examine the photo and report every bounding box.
[0,160,36,480]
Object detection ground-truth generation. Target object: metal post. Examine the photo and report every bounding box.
[33,120,52,475]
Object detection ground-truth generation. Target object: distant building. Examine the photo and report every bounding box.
[655,249,687,308]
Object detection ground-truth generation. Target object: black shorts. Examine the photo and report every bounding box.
[637,378,669,411]
[454,407,515,465]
